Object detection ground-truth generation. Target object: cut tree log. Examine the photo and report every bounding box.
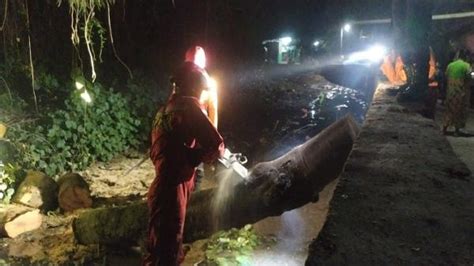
[57,173,93,212]
[0,204,43,238]
[12,171,58,212]
[73,115,360,245]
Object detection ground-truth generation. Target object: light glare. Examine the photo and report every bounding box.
[280,37,292,46]
[80,90,92,103]
[367,44,387,62]
[193,48,206,69]
[75,81,84,90]
[345,44,387,64]
[313,41,320,47]
[343,24,351,32]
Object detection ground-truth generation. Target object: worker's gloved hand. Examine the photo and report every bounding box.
[186,147,204,167]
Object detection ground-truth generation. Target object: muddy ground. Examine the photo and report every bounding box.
[0,68,370,265]
[307,84,474,265]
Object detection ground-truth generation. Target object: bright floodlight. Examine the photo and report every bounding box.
[343,24,351,32]
[367,44,387,62]
[80,90,92,103]
[75,81,84,90]
[280,37,292,46]
[313,41,320,47]
[193,47,206,69]
[345,44,387,64]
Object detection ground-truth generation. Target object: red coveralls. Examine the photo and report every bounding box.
[144,94,224,266]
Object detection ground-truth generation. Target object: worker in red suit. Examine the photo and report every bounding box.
[144,62,225,266]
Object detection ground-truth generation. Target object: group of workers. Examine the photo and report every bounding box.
[144,46,224,266]
[381,48,472,135]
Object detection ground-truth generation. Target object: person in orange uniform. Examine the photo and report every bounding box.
[144,62,225,266]
[185,46,219,182]
[381,48,437,86]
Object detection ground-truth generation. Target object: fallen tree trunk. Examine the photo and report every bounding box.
[57,173,93,212]
[73,115,360,245]
[0,204,43,238]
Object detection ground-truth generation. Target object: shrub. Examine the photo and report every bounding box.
[203,225,261,265]
[7,82,141,176]
[125,72,169,143]
[0,161,24,204]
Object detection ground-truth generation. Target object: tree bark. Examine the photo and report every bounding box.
[406,0,432,96]
[73,115,360,245]
[57,173,93,212]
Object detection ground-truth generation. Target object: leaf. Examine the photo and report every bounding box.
[65,120,76,129]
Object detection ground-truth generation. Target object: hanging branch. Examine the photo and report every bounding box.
[58,0,118,82]
[70,7,83,70]
[0,0,8,31]
[24,0,38,113]
[83,9,97,82]
[106,1,132,79]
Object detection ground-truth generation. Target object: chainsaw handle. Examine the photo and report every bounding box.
[236,154,248,165]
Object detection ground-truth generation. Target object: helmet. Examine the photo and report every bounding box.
[173,62,207,96]
[185,46,206,69]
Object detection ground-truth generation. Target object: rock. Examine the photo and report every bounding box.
[12,171,58,212]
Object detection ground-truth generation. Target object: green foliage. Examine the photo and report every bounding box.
[7,82,140,177]
[0,161,23,204]
[201,225,261,266]
[81,17,107,63]
[125,72,168,142]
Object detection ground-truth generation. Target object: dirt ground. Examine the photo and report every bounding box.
[307,84,474,265]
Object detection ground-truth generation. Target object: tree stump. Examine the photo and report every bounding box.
[57,173,93,212]
[73,115,360,245]
[12,171,58,212]
[0,204,42,238]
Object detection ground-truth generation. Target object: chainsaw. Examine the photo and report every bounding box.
[217,148,249,179]
[122,148,249,179]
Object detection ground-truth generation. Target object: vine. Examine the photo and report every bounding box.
[24,0,38,113]
[106,1,132,79]
[58,0,132,82]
